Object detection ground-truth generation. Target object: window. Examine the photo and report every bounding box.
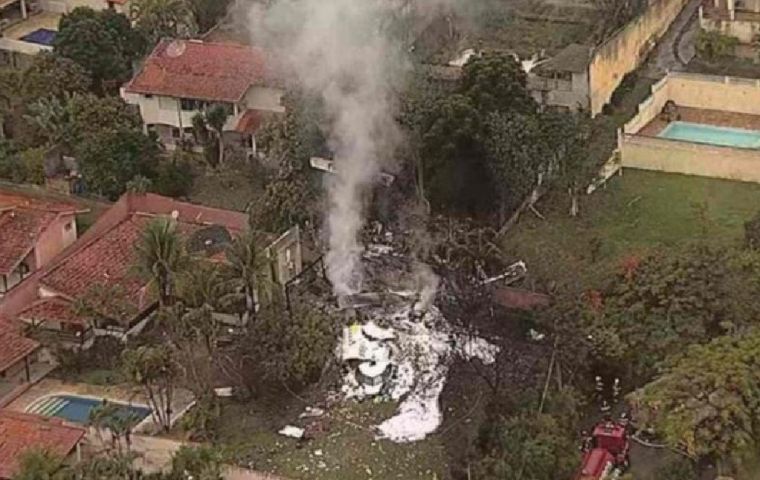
[171,127,181,139]
[144,94,153,99]
[181,98,207,111]
[64,221,73,232]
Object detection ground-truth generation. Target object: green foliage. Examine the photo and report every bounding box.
[187,0,231,34]
[134,218,187,306]
[473,412,579,480]
[178,397,220,441]
[54,7,145,93]
[17,147,46,185]
[77,128,159,200]
[654,457,697,480]
[122,345,178,432]
[631,329,760,465]
[251,173,315,233]
[696,30,739,62]
[246,302,339,385]
[130,0,196,46]
[21,53,92,100]
[223,232,275,319]
[152,156,195,198]
[14,450,66,480]
[459,51,536,115]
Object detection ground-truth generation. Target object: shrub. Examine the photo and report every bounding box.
[152,156,195,198]
[17,147,46,185]
[696,31,739,62]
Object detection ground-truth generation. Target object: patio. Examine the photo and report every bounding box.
[1,11,59,41]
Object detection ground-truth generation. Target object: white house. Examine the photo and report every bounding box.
[121,39,285,156]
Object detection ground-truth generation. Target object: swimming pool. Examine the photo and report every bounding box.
[26,395,151,425]
[658,121,760,149]
[20,28,57,46]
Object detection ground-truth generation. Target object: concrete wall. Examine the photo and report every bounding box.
[589,0,690,116]
[266,226,302,285]
[242,86,285,113]
[624,75,670,134]
[700,15,760,43]
[621,134,760,182]
[528,72,590,111]
[34,214,77,271]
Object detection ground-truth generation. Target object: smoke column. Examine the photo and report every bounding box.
[248,0,411,296]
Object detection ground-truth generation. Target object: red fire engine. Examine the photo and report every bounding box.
[575,420,630,480]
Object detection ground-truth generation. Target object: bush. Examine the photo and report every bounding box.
[152,156,195,198]
[654,457,697,480]
[18,147,46,185]
[696,31,739,62]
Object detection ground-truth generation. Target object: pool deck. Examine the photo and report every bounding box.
[2,11,60,41]
[638,107,760,137]
[4,378,194,433]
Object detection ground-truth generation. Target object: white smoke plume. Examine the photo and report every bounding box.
[247,0,416,297]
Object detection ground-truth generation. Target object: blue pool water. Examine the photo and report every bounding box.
[658,121,760,149]
[20,28,57,46]
[26,395,151,424]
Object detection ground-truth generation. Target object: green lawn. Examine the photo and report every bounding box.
[504,170,760,287]
[218,401,447,480]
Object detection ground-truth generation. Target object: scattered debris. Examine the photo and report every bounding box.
[299,407,325,419]
[278,425,305,439]
[214,387,234,397]
[481,260,527,286]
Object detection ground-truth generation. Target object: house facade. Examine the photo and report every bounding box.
[0,318,40,391]
[527,43,593,112]
[121,39,285,156]
[0,191,84,297]
[700,0,760,46]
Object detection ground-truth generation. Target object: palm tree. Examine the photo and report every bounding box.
[224,232,274,323]
[134,218,186,308]
[205,104,229,167]
[122,345,177,432]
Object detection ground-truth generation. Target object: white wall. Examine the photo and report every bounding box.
[242,86,285,113]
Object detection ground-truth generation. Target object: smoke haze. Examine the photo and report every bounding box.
[248,0,414,297]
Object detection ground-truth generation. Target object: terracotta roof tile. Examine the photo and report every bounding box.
[235,109,264,134]
[40,216,150,309]
[17,297,85,326]
[0,208,57,275]
[0,317,39,373]
[124,39,268,102]
[0,410,85,479]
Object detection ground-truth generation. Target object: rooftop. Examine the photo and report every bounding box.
[0,409,85,479]
[39,193,249,312]
[0,192,81,276]
[534,43,593,74]
[124,39,269,103]
[0,317,39,373]
[17,297,85,327]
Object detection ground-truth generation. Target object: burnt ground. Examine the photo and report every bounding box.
[438,306,550,479]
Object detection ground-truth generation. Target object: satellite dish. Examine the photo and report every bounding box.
[165,40,186,58]
[171,210,180,220]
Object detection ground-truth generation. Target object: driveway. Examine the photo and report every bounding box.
[647,0,702,76]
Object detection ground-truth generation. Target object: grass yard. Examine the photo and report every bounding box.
[504,170,760,287]
[218,400,447,480]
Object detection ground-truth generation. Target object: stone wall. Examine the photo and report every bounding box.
[588,0,690,116]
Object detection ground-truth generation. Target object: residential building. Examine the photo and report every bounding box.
[121,39,285,155]
[527,43,593,112]
[0,0,124,68]
[0,317,39,392]
[5,192,302,345]
[0,409,85,479]
[0,191,85,297]
[700,0,760,48]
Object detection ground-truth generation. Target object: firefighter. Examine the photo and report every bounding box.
[612,377,621,404]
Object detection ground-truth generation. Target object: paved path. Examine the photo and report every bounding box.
[647,0,701,76]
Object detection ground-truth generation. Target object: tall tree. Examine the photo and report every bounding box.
[54,7,145,93]
[130,0,196,46]
[122,345,178,432]
[459,51,537,116]
[631,330,760,471]
[76,128,159,199]
[167,445,226,480]
[186,0,231,34]
[21,53,92,100]
[134,218,186,308]
[224,232,273,322]
[204,104,230,167]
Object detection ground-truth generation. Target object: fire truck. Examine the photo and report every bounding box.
[575,419,631,480]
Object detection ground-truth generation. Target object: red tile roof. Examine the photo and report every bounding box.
[0,317,39,373]
[40,216,151,310]
[0,191,79,213]
[17,297,85,326]
[124,39,269,103]
[235,109,264,134]
[0,410,85,479]
[0,208,57,276]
